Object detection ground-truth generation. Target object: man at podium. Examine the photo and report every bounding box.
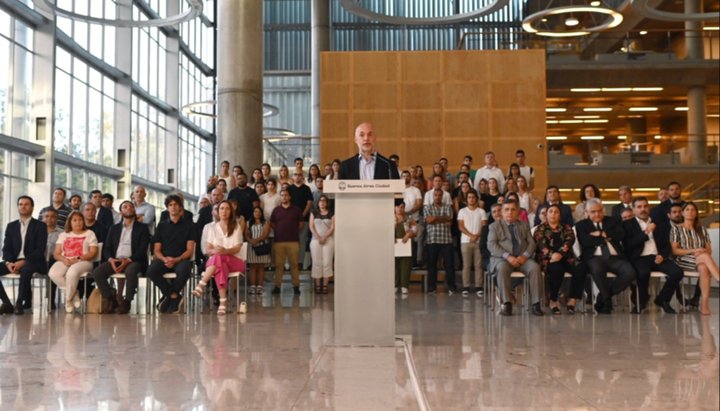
[338,122,400,180]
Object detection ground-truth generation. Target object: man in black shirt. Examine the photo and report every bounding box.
[287,170,313,270]
[227,173,259,222]
[148,194,196,313]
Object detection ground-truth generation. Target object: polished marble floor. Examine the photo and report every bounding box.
[0,282,718,410]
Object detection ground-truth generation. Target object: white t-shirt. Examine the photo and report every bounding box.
[205,223,244,258]
[473,166,506,194]
[403,186,423,220]
[457,207,487,243]
[260,192,281,221]
[56,230,98,258]
[423,190,452,206]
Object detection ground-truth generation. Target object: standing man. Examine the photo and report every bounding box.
[623,197,683,314]
[227,173,260,223]
[515,149,535,189]
[535,185,574,227]
[68,194,83,211]
[147,194,196,313]
[288,169,314,270]
[611,185,633,222]
[424,189,456,295]
[89,190,114,228]
[488,200,544,316]
[473,151,505,195]
[651,181,685,228]
[102,193,122,224]
[132,185,156,229]
[39,187,71,229]
[576,198,637,314]
[271,189,304,295]
[0,196,48,314]
[82,203,109,248]
[338,122,400,180]
[93,201,150,314]
[457,190,487,297]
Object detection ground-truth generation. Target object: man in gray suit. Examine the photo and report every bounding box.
[488,200,544,316]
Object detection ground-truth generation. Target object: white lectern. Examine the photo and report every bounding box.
[324,180,404,346]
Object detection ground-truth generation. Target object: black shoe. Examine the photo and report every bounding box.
[157,296,169,313]
[272,286,281,295]
[594,298,612,314]
[654,298,677,314]
[0,303,13,315]
[566,305,575,315]
[551,306,561,315]
[500,302,512,316]
[684,297,699,310]
[167,295,183,314]
[13,303,24,315]
[116,299,132,315]
[293,286,301,295]
[107,290,119,314]
[531,303,544,316]
[22,301,31,309]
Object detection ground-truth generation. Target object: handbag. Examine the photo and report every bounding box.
[252,240,271,256]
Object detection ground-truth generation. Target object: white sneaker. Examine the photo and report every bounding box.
[401,287,408,295]
[239,302,247,314]
[72,293,81,309]
[249,285,256,295]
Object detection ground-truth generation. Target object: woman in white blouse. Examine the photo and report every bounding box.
[48,211,98,313]
[192,201,245,315]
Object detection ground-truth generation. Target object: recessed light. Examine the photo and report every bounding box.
[546,136,568,140]
[581,136,604,140]
[584,107,612,112]
[546,107,567,112]
[654,135,662,139]
[639,30,648,35]
[708,114,720,118]
[559,120,583,124]
[565,17,580,27]
[584,119,609,123]
[601,87,632,92]
[546,120,559,124]
[574,115,600,119]
[675,107,689,111]
[704,26,719,31]
[629,107,658,112]
[632,87,663,91]
[590,1,601,6]
[617,135,627,140]
[571,88,601,92]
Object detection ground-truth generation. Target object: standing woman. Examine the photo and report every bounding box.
[307,164,322,192]
[250,168,264,189]
[48,211,99,313]
[218,160,237,190]
[394,203,416,294]
[504,177,518,195]
[309,195,335,294]
[326,159,341,180]
[516,176,533,211]
[245,206,271,295]
[533,204,585,315]
[415,165,430,191]
[453,181,472,214]
[260,163,273,182]
[192,201,246,315]
[481,178,501,213]
[671,202,720,315]
[278,165,292,186]
[574,183,600,223]
[507,163,522,181]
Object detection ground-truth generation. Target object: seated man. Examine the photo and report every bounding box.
[147,194,196,313]
[576,198,637,314]
[487,200,543,316]
[0,196,48,315]
[623,197,683,314]
[92,201,150,314]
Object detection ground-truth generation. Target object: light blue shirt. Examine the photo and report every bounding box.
[359,154,376,180]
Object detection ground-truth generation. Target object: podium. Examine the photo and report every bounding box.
[324,180,404,346]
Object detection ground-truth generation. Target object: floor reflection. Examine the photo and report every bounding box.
[0,290,717,410]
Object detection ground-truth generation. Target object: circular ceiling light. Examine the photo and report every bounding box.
[181,101,280,119]
[339,0,510,25]
[35,0,203,28]
[523,6,624,37]
[632,0,719,22]
[565,17,580,26]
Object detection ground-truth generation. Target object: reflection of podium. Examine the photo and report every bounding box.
[324,180,404,346]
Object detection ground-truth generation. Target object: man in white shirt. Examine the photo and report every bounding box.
[402,171,422,222]
[457,191,487,297]
[423,175,452,206]
[473,151,505,194]
[515,149,535,189]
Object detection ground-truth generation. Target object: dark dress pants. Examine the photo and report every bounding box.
[427,243,456,291]
[0,261,47,306]
[631,255,683,305]
[586,256,637,301]
[546,260,587,301]
[93,261,145,302]
[147,259,192,297]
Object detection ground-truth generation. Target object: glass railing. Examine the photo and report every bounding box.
[263,135,320,167]
[457,29,719,60]
[547,134,720,167]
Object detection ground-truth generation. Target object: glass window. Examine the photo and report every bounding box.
[0,12,34,141]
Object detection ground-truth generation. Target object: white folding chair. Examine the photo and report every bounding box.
[228,242,248,314]
[680,271,700,313]
[79,243,103,313]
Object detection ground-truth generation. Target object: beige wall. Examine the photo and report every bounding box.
[320,50,548,190]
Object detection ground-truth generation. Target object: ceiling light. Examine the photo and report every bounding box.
[618,135,627,140]
[546,120,559,124]
[639,30,648,35]
[590,1,601,6]
[546,107,567,112]
[708,114,720,118]
[601,87,632,92]
[654,135,662,139]
[584,107,612,112]
[565,16,580,26]
[546,116,557,119]
[584,119,609,123]
[675,107,689,111]
[632,87,663,91]
[629,107,658,111]
[581,136,605,140]
[704,26,719,31]
[546,136,568,140]
[559,119,583,124]
[574,115,600,119]
[571,88,601,92]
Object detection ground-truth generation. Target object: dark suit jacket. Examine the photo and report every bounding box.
[534,201,573,227]
[623,217,672,261]
[338,153,400,180]
[97,206,114,228]
[103,220,150,269]
[2,218,48,266]
[650,199,684,230]
[575,217,625,261]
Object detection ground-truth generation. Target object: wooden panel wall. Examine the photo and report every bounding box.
[320,50,547,191]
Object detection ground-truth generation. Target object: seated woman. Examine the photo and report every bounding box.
[193,201,246,315]
[533,204,586,315]
[671,202,719,315]
[48,211,99,313]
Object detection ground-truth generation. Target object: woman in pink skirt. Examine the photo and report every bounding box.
[192,201,246,315]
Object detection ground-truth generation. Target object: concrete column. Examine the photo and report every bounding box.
[311,0,330,163]
[626,117,647,148]
[685,0,706,164]
[217,0,263,170]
